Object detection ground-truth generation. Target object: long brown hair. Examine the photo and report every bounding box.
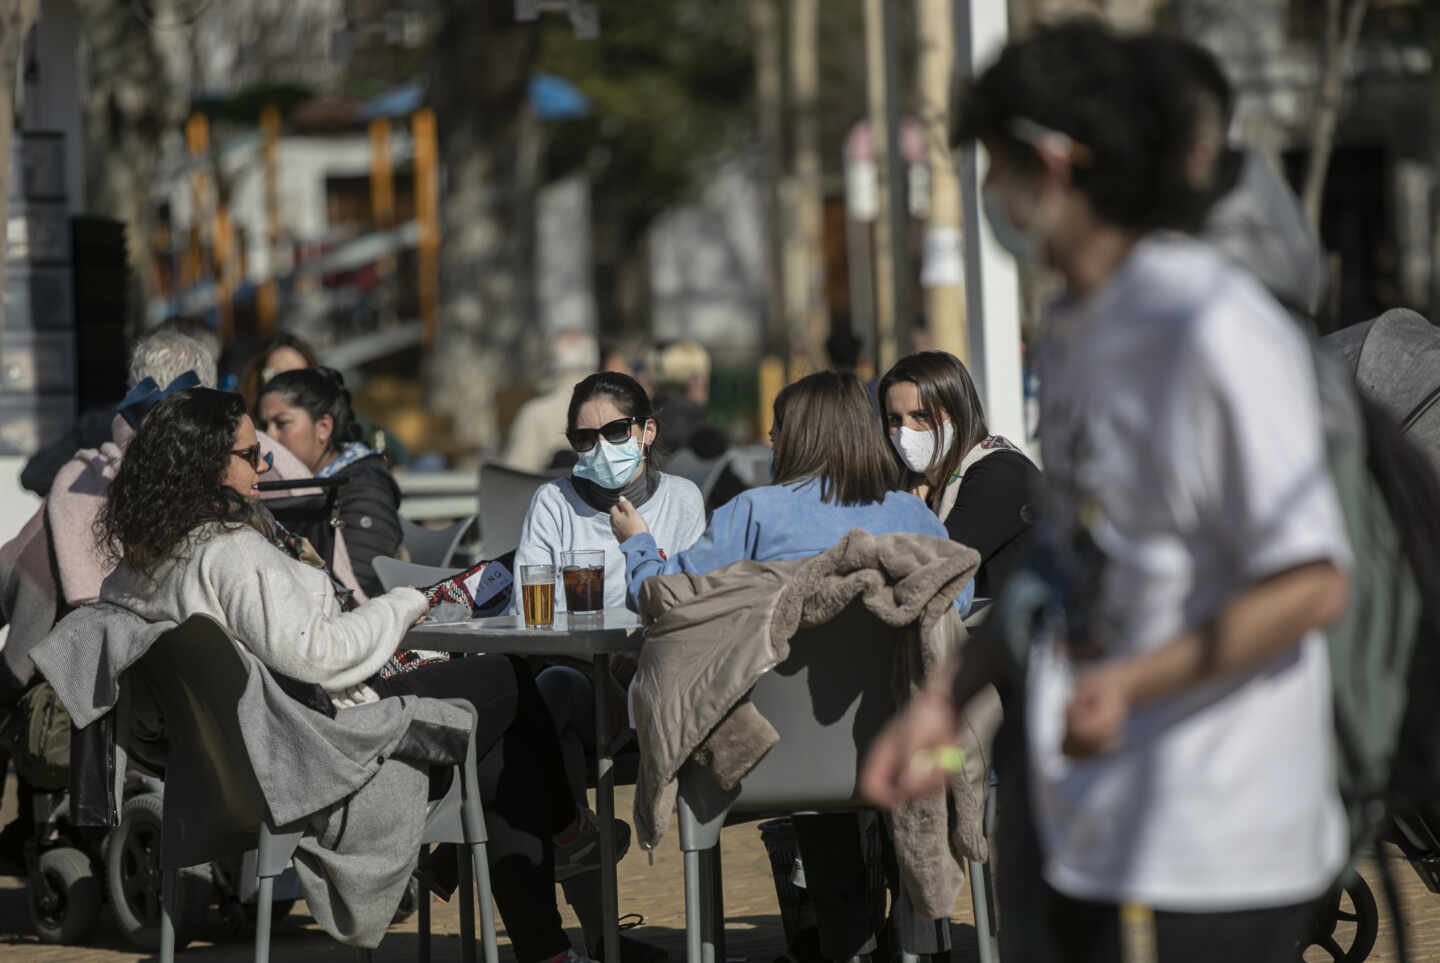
[771,371,897,506]
[877,352,989,506]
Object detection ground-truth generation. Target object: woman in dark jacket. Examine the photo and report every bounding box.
[878,351,1039,600]
[257,367,402,598]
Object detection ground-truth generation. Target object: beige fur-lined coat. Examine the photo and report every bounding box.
[630,529,1002,919]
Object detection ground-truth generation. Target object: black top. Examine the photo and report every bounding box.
[944,450,1038,600]
[332,453,404,599]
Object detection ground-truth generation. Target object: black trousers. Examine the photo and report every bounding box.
[1037,885,1317,963]
[373,655,575,963]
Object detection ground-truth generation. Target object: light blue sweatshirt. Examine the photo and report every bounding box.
[620,477,975,613]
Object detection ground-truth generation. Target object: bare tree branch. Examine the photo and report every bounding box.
[1301,0,1369,230]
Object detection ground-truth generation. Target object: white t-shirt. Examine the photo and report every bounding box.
[513,472,707,611]
[1026,234,1350,911]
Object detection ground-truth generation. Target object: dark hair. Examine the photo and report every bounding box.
[256,366,361,456]
[1154,33,1233,128]
[952,19,1203,232]
[98,388,252,573]
[567,371,661,484]
[826,325,863,370]
[877,352,989,506]
[239,332,319,412]
[771,371,897,506]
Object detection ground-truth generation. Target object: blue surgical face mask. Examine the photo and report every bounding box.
[982,184,1039,264]
[573,436,645,490]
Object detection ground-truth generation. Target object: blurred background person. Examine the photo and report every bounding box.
[257,367,402,598]
[649,340,729,461]
[502,329,602,472]
[238,331,317,414]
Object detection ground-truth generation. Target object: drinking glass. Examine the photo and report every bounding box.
[520,564,556,629]
[561,549,606,615]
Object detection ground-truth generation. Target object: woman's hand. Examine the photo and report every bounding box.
[1062,660,1135,758]
[910,482,931,502]
[610,495,651,542]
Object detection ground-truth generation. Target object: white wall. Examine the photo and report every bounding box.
[164,132,415,281]
[648,155,769,363]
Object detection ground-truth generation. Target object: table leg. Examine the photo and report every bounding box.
[593,653,621,963]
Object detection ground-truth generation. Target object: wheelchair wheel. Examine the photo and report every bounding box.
[29,846,102,944]
[106,792,212,950]
[1304,872,1379,962]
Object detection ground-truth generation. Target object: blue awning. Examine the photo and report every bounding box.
[358,75,590,122]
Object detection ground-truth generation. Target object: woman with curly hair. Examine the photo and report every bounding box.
[97,388,598,963]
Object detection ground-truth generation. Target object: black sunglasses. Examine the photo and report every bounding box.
[231,443,263,469]
[566,416,644,453]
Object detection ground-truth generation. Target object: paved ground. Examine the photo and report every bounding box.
[0,780,1433,962]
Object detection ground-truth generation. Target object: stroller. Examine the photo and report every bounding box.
[14,688,304,949]
[15,473,352,948]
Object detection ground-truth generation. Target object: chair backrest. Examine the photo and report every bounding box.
[401,514,476,568]
[478,463,560,556]
[373,555,462,594]
[700,444,771,504]
[724,602,903,814]
[121,615,271,869]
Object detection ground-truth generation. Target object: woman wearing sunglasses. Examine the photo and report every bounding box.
[513,370,707,610]
[513,371,704,962]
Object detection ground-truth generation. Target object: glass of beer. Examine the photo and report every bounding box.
[520,564,556,629]
[562,549,605,616]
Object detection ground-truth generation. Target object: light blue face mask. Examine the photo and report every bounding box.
[573,436,645,490]
[982,183,1040,264]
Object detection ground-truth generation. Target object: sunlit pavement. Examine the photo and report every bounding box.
[0,778,1432,962]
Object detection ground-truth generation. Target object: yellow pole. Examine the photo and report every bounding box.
[368,118,395,230]
[214,203,235,345]
[918,0,967,364]
[412,108,440,349]
[183,113,210,289]
[259,105,281,336]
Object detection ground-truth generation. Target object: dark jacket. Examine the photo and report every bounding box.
[944,451,1038,599]
[331,454,403,599]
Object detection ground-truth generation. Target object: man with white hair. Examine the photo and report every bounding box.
[21,326,219,496]
[0,327,220,870]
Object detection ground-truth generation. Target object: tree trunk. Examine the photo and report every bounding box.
[1301,0,1368,231]
[0,0,42,345]
[73,0,184,329]
[786,0,827,375]
[749,0,786,361]
[864,0,901,374]
[425,0,538,453]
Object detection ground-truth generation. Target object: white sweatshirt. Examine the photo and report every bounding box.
[101,523,427,706]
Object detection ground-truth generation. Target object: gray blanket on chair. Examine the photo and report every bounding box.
[32,602,473,948]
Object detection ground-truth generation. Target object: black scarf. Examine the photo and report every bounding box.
[571,464,657,513]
